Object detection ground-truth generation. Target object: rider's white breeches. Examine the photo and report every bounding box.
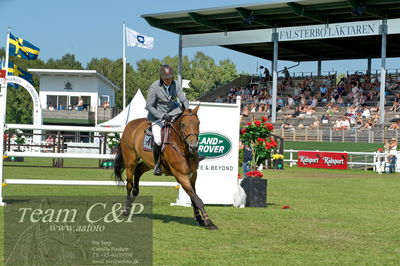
[152,120,163,146]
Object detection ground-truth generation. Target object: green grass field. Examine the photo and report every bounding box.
[1,142,399,265]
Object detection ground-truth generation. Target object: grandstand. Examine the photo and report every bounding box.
[201,69,400,143]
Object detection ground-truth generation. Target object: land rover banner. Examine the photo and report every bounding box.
[297,151,348,170]
[173,100,240,206]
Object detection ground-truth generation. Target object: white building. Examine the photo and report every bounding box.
[29,69,119,112]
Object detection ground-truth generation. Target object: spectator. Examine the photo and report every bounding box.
[264,67,271,81]
[48,105,55,111]
[77,97,84,111]
[215,96,223,103]
[361,107,371,119]
[281,123,294,130]
[388,138,398,173]
[319,83,328,99]
[287,95,295,110]
[321,114,330,124]
[309,117,320,129]
[389,120,400,130]
[389,93,400,112]
[103,101,110,108]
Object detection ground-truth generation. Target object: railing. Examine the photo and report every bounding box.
[274,128,399,143]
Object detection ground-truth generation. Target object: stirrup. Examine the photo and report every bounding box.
[153,164,162,176]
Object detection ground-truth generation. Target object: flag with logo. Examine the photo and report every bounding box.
[9,33,40,60]
[126,27,154,49]
[7,62,33,87]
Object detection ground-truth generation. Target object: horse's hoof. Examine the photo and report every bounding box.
[206,224,218,230]
[122,209,131,216]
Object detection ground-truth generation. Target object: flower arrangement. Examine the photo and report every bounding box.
[14,129,26,145]
[107,133,120,149]
[240,116,277,167]
[2,155,8,160]
[245,170,263,178]
[272,154,284,160]
[238,173,243,179]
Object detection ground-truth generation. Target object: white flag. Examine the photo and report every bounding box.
[126,27,154,49]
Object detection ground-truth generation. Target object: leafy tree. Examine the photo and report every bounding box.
[1,47,238,122]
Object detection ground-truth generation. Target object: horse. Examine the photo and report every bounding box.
[113,105,218,230]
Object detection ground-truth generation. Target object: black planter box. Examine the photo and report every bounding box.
[240,177,267,207]
[5,156,24,162]
[273,159,284,170]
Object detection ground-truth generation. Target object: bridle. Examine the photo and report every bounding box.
[165,113,199,155]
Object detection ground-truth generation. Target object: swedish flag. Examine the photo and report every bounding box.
[9,33,40,60]
[7,62,33,86]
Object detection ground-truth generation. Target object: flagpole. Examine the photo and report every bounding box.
[0,28,11,206]
[122,22,126,110]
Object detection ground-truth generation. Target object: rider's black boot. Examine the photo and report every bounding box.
[153,144,162,176]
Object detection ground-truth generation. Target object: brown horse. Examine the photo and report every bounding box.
[113,105,218,230]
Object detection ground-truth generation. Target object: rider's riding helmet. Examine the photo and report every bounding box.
[159,64,174,79]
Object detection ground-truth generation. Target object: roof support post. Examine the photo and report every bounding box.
[317,59,322,77]
[367,57,372,75]
[271,29,279,123]
[178,34,183,87]
[379,19,387,125]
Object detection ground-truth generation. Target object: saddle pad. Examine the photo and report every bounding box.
[143,131,153,152]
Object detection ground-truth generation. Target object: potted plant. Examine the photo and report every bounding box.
[239,170,267,207]
[272,154,284,170]
[102,133,121,168]
[239,116,276,207]
[11,129,26,162]
[240,116,277,170]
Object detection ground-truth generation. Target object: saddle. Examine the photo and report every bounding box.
[142,123,172,152]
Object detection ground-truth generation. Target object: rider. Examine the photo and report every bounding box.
[145,64,189,175]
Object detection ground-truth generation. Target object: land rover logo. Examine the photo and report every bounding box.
[198,133,232,159]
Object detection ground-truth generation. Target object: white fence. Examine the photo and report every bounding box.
[1,124,179,205]
[274,128,400,143]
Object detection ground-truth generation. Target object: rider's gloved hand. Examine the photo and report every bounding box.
[162,114,172,122]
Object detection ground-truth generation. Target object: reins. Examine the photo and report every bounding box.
[163,113,199,158]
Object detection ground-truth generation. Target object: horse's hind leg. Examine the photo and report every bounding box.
[132,162,151,199]
[123,161,150,216]
[123,165,135,216]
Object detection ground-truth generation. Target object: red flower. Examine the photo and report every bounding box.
[377,148,383,152]
[238,173,243,179]
[281,205,290,209]
[255,120,261,126]
[246,170,263,178]
[261,116,268,122]
[266,123,274,130]
[257,137,266,143]
[265,142,271,149]
[247,122,252,126]
[241,128,246,135]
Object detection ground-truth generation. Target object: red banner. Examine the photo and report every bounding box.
[297,151,348,169]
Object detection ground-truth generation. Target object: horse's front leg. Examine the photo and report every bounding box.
[178,174,218,230]
[189,173,204,226]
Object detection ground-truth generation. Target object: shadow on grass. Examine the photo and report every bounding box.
[139,213,200,227]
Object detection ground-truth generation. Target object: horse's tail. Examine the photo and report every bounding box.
[113,143,125,183]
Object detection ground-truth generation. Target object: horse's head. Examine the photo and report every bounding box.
[179,105,200,155]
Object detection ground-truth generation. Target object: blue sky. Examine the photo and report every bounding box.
[0,0,398,75]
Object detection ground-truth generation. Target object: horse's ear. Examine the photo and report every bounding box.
[193,104,200,114]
